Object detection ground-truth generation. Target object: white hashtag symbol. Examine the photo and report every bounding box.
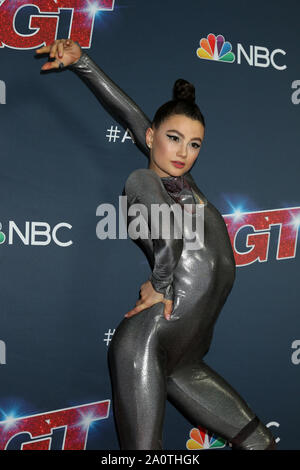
[103,328,116,346]
[106,125,121,142]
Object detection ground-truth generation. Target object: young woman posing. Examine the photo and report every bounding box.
[35,39,276,450]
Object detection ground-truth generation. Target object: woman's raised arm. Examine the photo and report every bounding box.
[36,39,151,158]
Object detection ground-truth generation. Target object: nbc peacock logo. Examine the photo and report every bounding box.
[186,425,227,450]
[196,33,235,63]
[0,223,5,244]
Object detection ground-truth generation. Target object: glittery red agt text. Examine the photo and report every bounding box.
[224,206,300,266]
[0,0,114,49]
[0,400,110,450]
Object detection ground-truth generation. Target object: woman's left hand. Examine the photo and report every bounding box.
[36,39,82,70]
[124,280,173,321]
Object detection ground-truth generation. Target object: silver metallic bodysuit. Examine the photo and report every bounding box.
[68,52,276,450]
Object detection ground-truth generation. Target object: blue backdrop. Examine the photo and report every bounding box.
[0,0,299,450]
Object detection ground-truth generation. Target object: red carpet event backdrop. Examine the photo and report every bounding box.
[0,0,299,450]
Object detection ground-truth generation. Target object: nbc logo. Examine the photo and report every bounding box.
[186,426,227,450]
[197,33,235,63]
[0,223,5,244]
[196,33,286,70]
[0,221,72,246]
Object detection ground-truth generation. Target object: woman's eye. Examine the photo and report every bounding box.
[167,134,179,142]
[191,143,201,149]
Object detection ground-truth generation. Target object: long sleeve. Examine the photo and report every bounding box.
[125,169,184,301]
[68,50,151,158]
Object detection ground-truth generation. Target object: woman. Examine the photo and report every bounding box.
[36,39,277,450]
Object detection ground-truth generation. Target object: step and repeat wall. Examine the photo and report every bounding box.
[0,0,299,450]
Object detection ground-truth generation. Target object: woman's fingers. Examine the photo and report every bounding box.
[41,59,62,71]
[58,41,64,58]
[39,40,66,70]
[163,300,173,321]
[125,299,173,320]
[37,39,81,70]
[36,39,62,63]
[124,303,148,318]
[124,280,173,320]
[50,40,60,58]
[36,45,51,54]
[36,40,59,57]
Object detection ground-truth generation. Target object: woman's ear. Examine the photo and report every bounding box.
[145,127,153,149]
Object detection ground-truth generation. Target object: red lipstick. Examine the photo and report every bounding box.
[171,161,185,169]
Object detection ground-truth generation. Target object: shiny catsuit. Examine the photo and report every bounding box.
[68,52,276,450]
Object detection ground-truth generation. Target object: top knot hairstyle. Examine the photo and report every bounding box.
[173,78,195,103]
[151,78,205,129]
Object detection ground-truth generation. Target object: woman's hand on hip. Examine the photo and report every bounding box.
[35,39,82,71]
[124,280,173,321]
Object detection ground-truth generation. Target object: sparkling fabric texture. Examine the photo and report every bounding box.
[69,51,277,451]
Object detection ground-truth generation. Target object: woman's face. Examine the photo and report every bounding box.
[146,114,205,178]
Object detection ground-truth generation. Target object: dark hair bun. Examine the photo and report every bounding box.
[173,79,195,104]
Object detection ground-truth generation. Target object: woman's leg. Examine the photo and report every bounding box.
[107,309,168,450]
[166,359,276,450]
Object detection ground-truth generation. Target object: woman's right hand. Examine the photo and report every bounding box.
[36,39,82,71]
[124,280,173,321]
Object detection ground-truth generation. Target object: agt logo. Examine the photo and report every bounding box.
[0,0,115,50]
[224,206,300,266]
[0,221,72,247]
[0,401,110,449]
[197,33,287,70]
